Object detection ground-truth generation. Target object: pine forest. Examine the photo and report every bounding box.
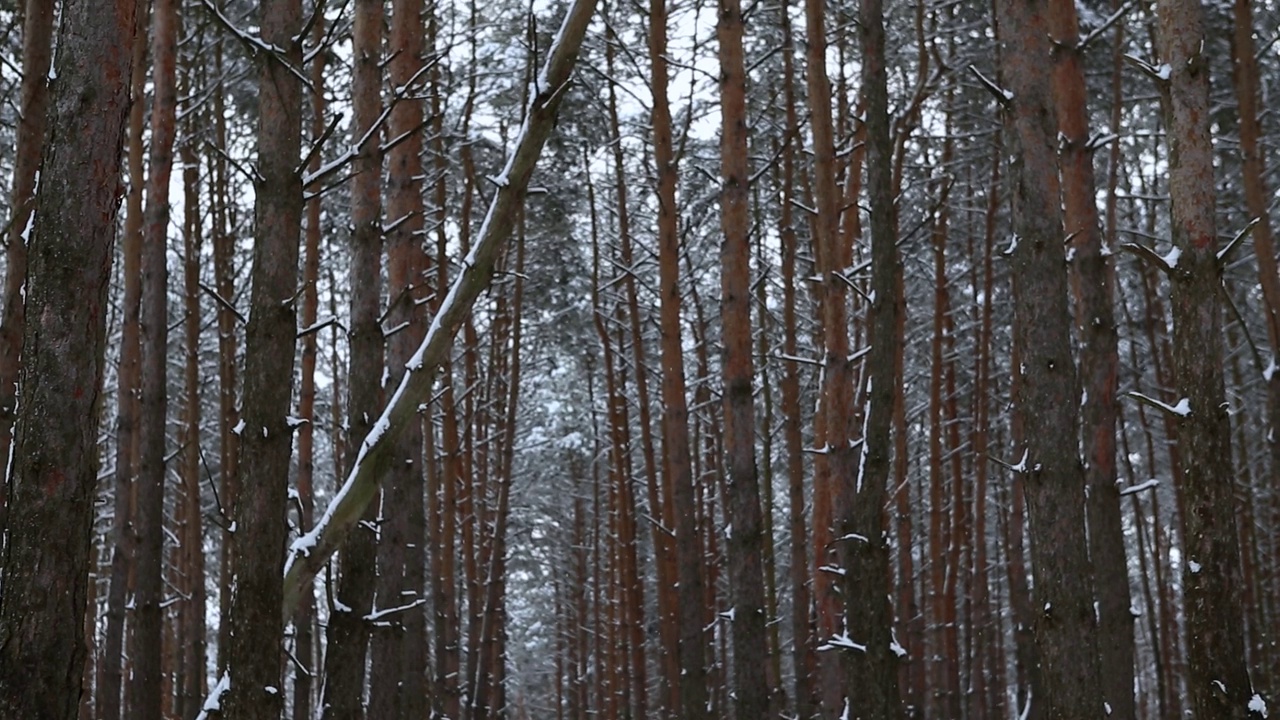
[0,0,1277,718]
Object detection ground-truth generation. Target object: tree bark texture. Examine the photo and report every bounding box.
[842,0,905,716]
[0,0,53,522]
[1155,0,1260,716]
[996,0,1105,716]
[1048,1,1135,716]
[0,0,138,716]
[716,0,771,714]
[222,0,304,714]
[318,1,383,715]
[132,0,179,714]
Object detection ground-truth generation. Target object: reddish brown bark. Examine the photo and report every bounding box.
[0,0,52,517]
[716,0,771,713]
[1049,1,1135,716]
[1155,1,1259,716]
[0,0,138,715]
[997,0,1104,715]
[100,6,150,717]
[132,0,179,714]
[649,0,708,708]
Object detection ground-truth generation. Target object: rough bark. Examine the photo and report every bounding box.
[132,0,179,714]
[1048,1,1135,716]
[221,0,305,714]
[368,0,430,713]
[716,0,771,714]
[0,0,53,520]
[1229,0,1280,695]
[995,0,1105,716]
[647,0,709,711]
[0,0,138,716]
[1155,0,1260,716]
[318,2,383,715]
[841,0,905,717]
[99,6,150,717]
[292,14,325,720]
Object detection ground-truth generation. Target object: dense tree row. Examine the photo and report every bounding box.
[0,0,1276,718]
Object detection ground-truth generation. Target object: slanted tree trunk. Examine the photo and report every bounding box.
[995,0,1105,716]
[318,0,383,714]
[716,0,771,714]
[132,0,179,714]
[0,0,138,715]
[1154,0,1259,716]
[841,0,905,717]
[1048,1,1134,716]
[221,0,304,714]
[0,0,53,523]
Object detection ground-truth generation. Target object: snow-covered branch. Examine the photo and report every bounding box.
[279,0,598,621]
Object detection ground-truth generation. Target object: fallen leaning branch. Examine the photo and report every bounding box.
[278,0,598,620]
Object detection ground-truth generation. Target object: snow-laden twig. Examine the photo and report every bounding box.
[278,0,598,621]
[1124,391,1191,417]
[1119,478,1160,496]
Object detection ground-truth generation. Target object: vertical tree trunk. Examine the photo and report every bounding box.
[369,0,429,711]
[222,0,304,714]
[996,0,1105,716]
[100,6,150,717]
[429,5,462,714]
[1228,0,1280,696]
[841,1,905,717]
[132,0,179,714]
[716,0,771,714]
[292,12,326,720]
[803,0,854,714]
[649,0,709,709]
[777,6,814,714]
[320,0,383,714]
[0,0,53,522]
[1048,1,1134,716]
[179,85,207,720]
[0,0,138,715]
[1155,1,1259,716]
[211,30,242,673]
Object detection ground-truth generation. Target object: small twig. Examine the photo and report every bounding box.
[1216,217,1260,267]
[969,64,1012,107]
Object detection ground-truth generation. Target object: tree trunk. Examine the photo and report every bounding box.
[0,0,138,715]
[132,0,179,714]
[716,0,771,714]
[841,0,905,717]
[100,6,150,717]
[1155,0,1259,716]
[649,0,709,710]
[996,0,1105,716]
[292,14,325,720]
[319,0,383,715]
[179,81,207,720]
[1048,1,1134,716]
[1228,0,1280,696]
[0,0,53,525]
[221,0,304,714]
